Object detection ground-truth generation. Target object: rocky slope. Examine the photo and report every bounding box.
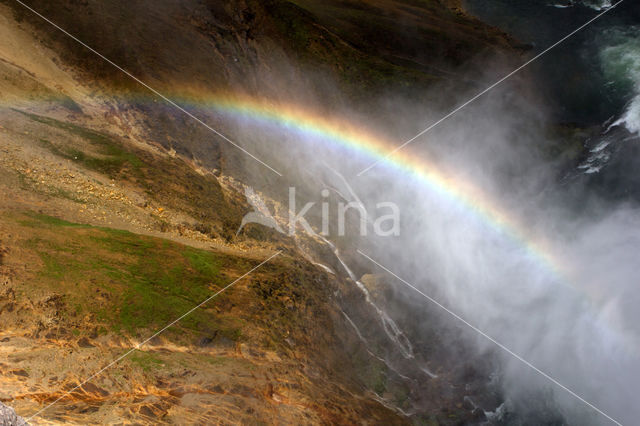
[0,1,518,424]
[0,111,408,424]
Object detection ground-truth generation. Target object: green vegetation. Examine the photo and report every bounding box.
[15,109,244,238]
[352,353,388,394]
[130,351,165,372]
[129,351,256,377]
[39,137,142,178]
[15,169,84,203]
[13,109,143,178]
[19,211,91,228]
[16,212,247,340]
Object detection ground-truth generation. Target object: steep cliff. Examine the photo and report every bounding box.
[0,1,516,423]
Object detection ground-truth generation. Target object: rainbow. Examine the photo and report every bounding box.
[193,93,567,279]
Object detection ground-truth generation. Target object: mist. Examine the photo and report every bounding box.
[211,47,640,423]
[370,85,640,424]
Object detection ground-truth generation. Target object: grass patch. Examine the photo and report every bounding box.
[38,134,142,178]
[18,212,238,339]
[19,211,91,228]
[13,109,143,178]
[14,169,84,204]
[130,351,165,372]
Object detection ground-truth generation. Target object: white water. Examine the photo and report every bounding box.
[318,234,416,359]
[316,166,446,381]
[578,139,612,174]
[340,309,414,381]
[548,1,612,10]
[601,26,640,136]
[313,262,335,275]
[241,182,418,364]
[612,94,640,135]
[484,402,507,421]
[579,0,613,10]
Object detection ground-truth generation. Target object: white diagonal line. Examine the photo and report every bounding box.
[356,0,625,176]
[357,249,623,426]
[12,0,283,177]
[24,251,282,423]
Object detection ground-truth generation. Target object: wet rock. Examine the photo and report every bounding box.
[77,337,94,348]
[168,386,187,398]
[471,407,487,422]
[197,333,234,349]
[207,385,224,393]
[78,404,100,414]
[138,405,157,418]
[462,396,476,411]
[40,294,64,307]
[230,384,257,398]
[81,383,109,397]
[11,369,29,378]
[0,245,8,265]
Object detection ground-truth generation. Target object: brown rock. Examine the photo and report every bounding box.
[77,337,94,348]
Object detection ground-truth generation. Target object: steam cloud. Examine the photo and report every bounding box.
[215,48,639,424]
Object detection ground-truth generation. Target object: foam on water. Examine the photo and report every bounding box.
[577,25,640,175]
[547,1,612,10]
[601,26,640,136]
[613,94,640,135]
[579,0,613,10]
